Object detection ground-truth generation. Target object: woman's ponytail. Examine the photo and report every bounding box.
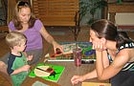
[115,31,132,48]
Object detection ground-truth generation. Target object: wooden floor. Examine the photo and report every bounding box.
[0,26,134,85]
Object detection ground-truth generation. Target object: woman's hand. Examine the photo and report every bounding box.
[92,38,106,51]
[52,41,63,53]
[71,75,85,85]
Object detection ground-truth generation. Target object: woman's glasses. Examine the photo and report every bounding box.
[18,1,29,6]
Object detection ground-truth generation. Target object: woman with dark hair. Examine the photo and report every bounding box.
[71,19,134,86]
[0,0,62,73]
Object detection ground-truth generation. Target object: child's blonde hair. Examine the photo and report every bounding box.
[5,31,27,48]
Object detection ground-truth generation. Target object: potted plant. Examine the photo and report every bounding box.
[80,0,107,25]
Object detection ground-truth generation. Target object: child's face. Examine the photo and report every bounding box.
[16,42,26,52]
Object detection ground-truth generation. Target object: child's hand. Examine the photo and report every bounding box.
[27,55,33,61]
[22,65,30,71]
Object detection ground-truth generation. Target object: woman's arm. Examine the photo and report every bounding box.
[96,49,130,80]
[39,26,63,52]
[71,69,97,85]
[40,27,55,44]
[8,29,11,32]
[71,52,110,85]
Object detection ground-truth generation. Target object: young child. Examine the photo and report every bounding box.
[6,31,33,86]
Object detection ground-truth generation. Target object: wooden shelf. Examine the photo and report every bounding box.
[104,2,134,31]
[106,3,134,23]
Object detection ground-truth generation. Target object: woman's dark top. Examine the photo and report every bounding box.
[107,42,134,71]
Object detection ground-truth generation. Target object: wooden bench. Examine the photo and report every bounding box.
[32,0,80,41]
[0,71,12,86]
